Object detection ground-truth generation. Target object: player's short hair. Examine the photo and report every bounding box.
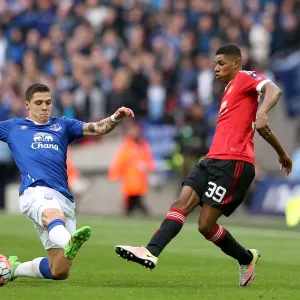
[25,83,51,101]
[216,44,242,58]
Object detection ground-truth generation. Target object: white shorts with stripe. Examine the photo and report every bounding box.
[19,186,76,250]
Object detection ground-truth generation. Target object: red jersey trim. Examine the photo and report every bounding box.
[205,153,254,165]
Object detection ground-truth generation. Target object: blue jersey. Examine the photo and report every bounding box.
[0,117,85,202]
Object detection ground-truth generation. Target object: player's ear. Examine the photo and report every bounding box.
[233,58,241,70]
[24,101,30,110]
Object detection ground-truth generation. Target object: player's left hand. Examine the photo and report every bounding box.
[279,152,292,175]
[113,107,135,121]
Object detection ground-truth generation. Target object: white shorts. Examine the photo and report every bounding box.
[19,186,76,250]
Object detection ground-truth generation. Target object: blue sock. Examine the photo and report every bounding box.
[47,219,65,234]
[39,258,53,279]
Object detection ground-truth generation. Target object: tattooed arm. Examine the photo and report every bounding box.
[83,116,118,136]
[82,106,135,136]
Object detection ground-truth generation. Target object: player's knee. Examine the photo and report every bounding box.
[171,195,197,215]
[170,186,200,215]
[51,268,70,280]
[42,208,65,227]
[198,221,215,237]
[170,198,189,214]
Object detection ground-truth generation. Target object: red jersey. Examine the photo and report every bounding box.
[206,70,270,165]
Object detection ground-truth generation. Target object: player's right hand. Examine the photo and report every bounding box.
[279,152,292,175]
[113,106,135,121]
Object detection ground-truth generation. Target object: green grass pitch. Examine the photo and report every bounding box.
[0,213,300,300]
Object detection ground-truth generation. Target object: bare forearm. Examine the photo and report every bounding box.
[257,84,282,115]
[83,107,134,136]
[257,127,286,156]
[84,117,118,136]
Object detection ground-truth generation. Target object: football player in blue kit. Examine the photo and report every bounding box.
[1,83,134,282]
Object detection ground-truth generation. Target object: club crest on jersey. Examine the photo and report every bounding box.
[50,123,62,132]
[227,85,233,95]
[44,193,53,200]
[31,132,59,151]
[20,125,28,130]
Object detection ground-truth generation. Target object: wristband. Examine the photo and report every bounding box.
[110,114,121,122]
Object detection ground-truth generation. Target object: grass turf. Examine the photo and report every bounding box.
[0,214,299,300]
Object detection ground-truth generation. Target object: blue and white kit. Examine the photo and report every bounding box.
[0,117,85,249]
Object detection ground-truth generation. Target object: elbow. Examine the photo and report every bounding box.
[276,88,282,99]
[264,82,282,103]
[267,86,282,107]
[273,85,282,101]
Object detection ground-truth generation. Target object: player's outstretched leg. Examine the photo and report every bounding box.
[8,256,20,281]
[198,204,260,287]
[115,246,158,270]
[64,226,91,260]
[115,186,199,269]
[8,256,54,281]
[8,226,91,282]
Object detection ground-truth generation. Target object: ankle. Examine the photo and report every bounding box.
[146,245,160,257]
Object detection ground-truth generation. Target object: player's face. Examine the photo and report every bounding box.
[25,92,52,124]
[214,54,240,84]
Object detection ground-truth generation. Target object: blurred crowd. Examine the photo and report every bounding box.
[0,0,299,213]
[0,0,300,125]
[0,0,299,196]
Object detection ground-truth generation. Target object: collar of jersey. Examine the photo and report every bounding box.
[26,118,50,126]
[225,79,233,91]
[225,72,240,90]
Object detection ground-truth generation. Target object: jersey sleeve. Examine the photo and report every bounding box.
[239,71,270,95]
[63,117,85,143]
[0,119,14,142]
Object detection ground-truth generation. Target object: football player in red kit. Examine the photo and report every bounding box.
[115,44,293,286]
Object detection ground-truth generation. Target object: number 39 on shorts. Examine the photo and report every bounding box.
[205,181,227,203]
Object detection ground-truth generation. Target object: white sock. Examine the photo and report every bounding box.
[14,258,44,278]
[48,225,71,249]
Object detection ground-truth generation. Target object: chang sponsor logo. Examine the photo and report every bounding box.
[31,132,59,151]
